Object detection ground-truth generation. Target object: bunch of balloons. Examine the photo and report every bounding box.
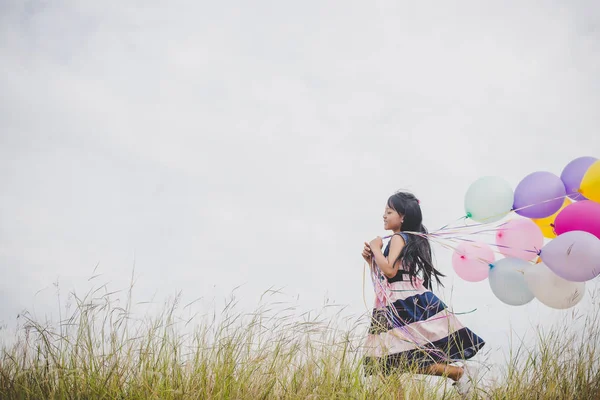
[452,156,600,309]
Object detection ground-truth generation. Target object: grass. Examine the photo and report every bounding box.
[1,280,600,399]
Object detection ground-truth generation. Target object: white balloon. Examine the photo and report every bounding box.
[524,262,586,309]
[465,176,514,223]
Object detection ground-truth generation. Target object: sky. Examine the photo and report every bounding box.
[1,0,600,375]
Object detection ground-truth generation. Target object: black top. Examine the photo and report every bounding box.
[383,232,410,283]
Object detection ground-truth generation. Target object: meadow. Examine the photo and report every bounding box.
[1,281,599,400]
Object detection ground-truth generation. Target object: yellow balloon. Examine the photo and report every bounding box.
[532,198,571,238]
[580,160,600,203]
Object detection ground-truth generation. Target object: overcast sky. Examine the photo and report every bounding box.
[2,0,600,370]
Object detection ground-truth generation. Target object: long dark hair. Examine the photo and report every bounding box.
[387,192,445,289]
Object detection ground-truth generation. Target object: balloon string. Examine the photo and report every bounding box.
[430,193,569,236]
[378,193,569,258]
[457,193,569,226]
[438,215,469,231]
[444,236,540,255]
[511,193,569,214]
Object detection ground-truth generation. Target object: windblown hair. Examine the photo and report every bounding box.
[387,192,445,289]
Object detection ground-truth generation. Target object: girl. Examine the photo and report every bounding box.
[362,192,485,397]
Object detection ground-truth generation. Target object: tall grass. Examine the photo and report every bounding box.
[1,281,600,399]
[484,301,600,400]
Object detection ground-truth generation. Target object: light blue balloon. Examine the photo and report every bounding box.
[489,258,535,306]
[464,176,514,223]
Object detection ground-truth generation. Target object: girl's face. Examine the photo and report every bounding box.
[383,205,403,231]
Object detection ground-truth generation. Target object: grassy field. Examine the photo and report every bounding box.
[1,283,599,400]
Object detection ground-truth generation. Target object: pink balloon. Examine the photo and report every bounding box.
[452,242,495,282]
[496,218,544,261]
[554,200,600,239]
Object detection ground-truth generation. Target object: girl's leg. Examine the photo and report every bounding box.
[418,363,463,381]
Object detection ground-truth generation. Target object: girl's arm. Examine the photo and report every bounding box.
[371,235,405,278]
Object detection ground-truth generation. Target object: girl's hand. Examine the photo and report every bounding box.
[362,242,372,263]
[370,236,383,250]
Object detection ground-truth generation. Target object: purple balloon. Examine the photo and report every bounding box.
[561,156,597,201]
[513,172,566,219]
[540,230,600,282]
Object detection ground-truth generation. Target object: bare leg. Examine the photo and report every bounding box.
[418,363,464,381]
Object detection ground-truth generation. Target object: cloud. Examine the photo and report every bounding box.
[1,0,600,367]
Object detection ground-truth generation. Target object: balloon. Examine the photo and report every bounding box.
[496,218,544,261]
[488,258,535,306]
[452,242,495,282]
[540,230,600,282]
[561,156,597,201]
[554,200,600,239]
[464,176,514,223]
[532,198,571,239]
[580,160,600,204]
[513,172,566,219]
[524,262,585,309]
